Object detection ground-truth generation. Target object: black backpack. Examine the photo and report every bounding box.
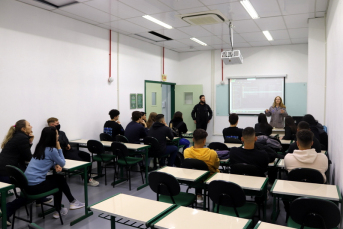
[171,122,184,137]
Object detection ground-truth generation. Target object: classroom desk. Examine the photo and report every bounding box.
[151,206,252,229]
[0,182,14,229]
[277,159,284,168]
[272,128,285,135]
[280,139,292,145]
[253,221,294,229]
[270,179,342,222]
[90,193,176,229]
[206,173,269,220]
[268,159,279,167]
[224,143,242,148]
[69,139,151,191]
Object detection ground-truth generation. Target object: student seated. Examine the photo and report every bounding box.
[104,109,124,140]
[230,127,269,176]
[256,124,282,151]
[303,114,328,149]
[222,113,243,142]
[283,116,297,140]
[146,112,157,129]
[255,113,273,135]
[287,121,321,153]
[25,127,85,219]
[140,112,147,122]
[284,129,328,182]
[148,114,177,166]
[169,111,190,149]
[125,111,148,143]
[48,117,99,187]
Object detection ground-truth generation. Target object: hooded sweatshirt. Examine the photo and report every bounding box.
[148,122,174,153]
[284,148,328,182]
[184,147,220,175]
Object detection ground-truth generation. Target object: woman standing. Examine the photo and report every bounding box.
[265,96,288,128]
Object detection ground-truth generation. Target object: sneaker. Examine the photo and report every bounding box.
[53,208,68,219]
[70,199,85,210]
[88,178,99,187]
[36,197,53,207]
[196,195,203,204]
[91,174,97,178]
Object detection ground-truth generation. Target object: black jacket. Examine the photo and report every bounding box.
[148,122,174,153]
[58,130,69,149]
[287,136,322,153]
[104,121,125,141]
[283,126,296,140]
[0,132,32,175]
[191,103,213,123]
[222,127,243,141]
[125,121,148,144]
[169,119,188,134]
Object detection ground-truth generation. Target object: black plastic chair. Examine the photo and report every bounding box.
[288,168,324,184]
[224,138,243,144]
[208,142,229,151]
[87,140,116,185]
[111,142,144,190]
[144,136,169,169]
[6,165,63,228]
[208,180,257,219]
[115,135,129,143]
[100,133,113,141]
[230,163,265,177]
[288,197,340,229]
[148,171,196,206]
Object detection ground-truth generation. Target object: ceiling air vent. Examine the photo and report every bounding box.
[177,10,227,26]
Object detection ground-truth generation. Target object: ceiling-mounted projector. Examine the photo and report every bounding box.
[221,22,243,65]
[221,50,243,65]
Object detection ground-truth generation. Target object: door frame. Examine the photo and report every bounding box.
[144,80,176,118]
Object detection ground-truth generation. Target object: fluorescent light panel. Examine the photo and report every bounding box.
[190,38,207,46]
[142,15,173,29]
[263,31,273,41]
[240,0,259,19]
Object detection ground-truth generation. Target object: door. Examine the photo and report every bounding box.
[175,85,203,132]
[161,84,172,123]
[146,83,162,116]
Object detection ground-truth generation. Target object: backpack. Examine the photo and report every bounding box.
[171,121,184,137]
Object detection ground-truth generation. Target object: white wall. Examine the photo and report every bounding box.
[178,45,308,142]
[326,0,343,193]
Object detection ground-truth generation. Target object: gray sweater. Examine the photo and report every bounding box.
[265,106,288,128]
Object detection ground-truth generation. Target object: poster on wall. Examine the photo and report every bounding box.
[130,94,136,109]
[137,94,143,109]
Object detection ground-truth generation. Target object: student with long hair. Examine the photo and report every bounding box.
[302,114,328,149]
[255,113,273,135]
[146,112,157,129]
[283,116,297,140]
[25,127,85,219]
[169,111,190,149]
[265,96,288,128]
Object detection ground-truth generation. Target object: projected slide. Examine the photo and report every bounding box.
[229,77,285,115]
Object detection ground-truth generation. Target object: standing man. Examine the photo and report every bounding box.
[191,95,213,131]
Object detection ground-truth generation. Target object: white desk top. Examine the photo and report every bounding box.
[158,166,208,182]
[206,173,267,191]
[277,159,284,168]
[69,139,148,150]
[90,194,173,224]
[0,182,13,190]
[268,159,277,167]
[321,150,326,154]
[280,139,292,145]
[154,206,250,229]
[63,159,90,170]
[272,180,340,201]
[255,221,294,229]
[225,143,242,148]
[272,128,285,132]
[220,158,229,163]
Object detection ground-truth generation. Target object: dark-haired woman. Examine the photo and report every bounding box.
[303,114,328,149]
[283,116,297,140]
[255,113,273,136]
[25,127,84,219]
[169,111,190,149]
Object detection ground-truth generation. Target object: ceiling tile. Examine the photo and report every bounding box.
[199,0,237,6]
[212,44,233,49]
[316,0,328,11]
[153,29,191,39]
[232,20,260,33]
[104,20,151,34]
[150,11,190,27]
[250,0,281,17]
[158,0,205,10]
[173,47,198,52]
[126,17,166,30]
[278,0,316,15]
[84,0,144,19]
[195,45,215,51]
[52,9,99,25]
[316,11,326,17]
[118,0,173,15]
[249,41,271,46]
[208,2,251,21]
[17,0,57,10]
[163,40,189,48]
[283,13,314,29]
[132,32,166,41]
[234,42,252,48]
[201,23,231,36]
[59,3,118,23]
[240,32,268,42]
[270,39,292,45]
[177,6,210,14]
[218,34,247,43]
[269,30,290,39]
[288,28,308,39]
[177,38,203,46]
[254,16,286,31]
[291,38,308,44]
[193,36,224,45]
[178,25,213,37]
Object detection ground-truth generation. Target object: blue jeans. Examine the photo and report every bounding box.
[179,138,190,150]
[163,145,178,166]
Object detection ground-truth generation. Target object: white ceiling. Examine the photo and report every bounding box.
[16,0,328,52]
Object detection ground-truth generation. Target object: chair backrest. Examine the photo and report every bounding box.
[288,168,324,184]
[290,197,340,229]
[87,140,105,155]
[181,158,208,171]
[6,165,29,195]
[208,142,229,151]
[230,163,264,177]
[148,171,180,203]
[208,180,246,216]
[143,136,160,157]
[115,135,129,143]
[100,133,113,141]
[224,138,242,144]
[111,142,129,159]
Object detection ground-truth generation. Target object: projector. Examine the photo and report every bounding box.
[221,50,243,65]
